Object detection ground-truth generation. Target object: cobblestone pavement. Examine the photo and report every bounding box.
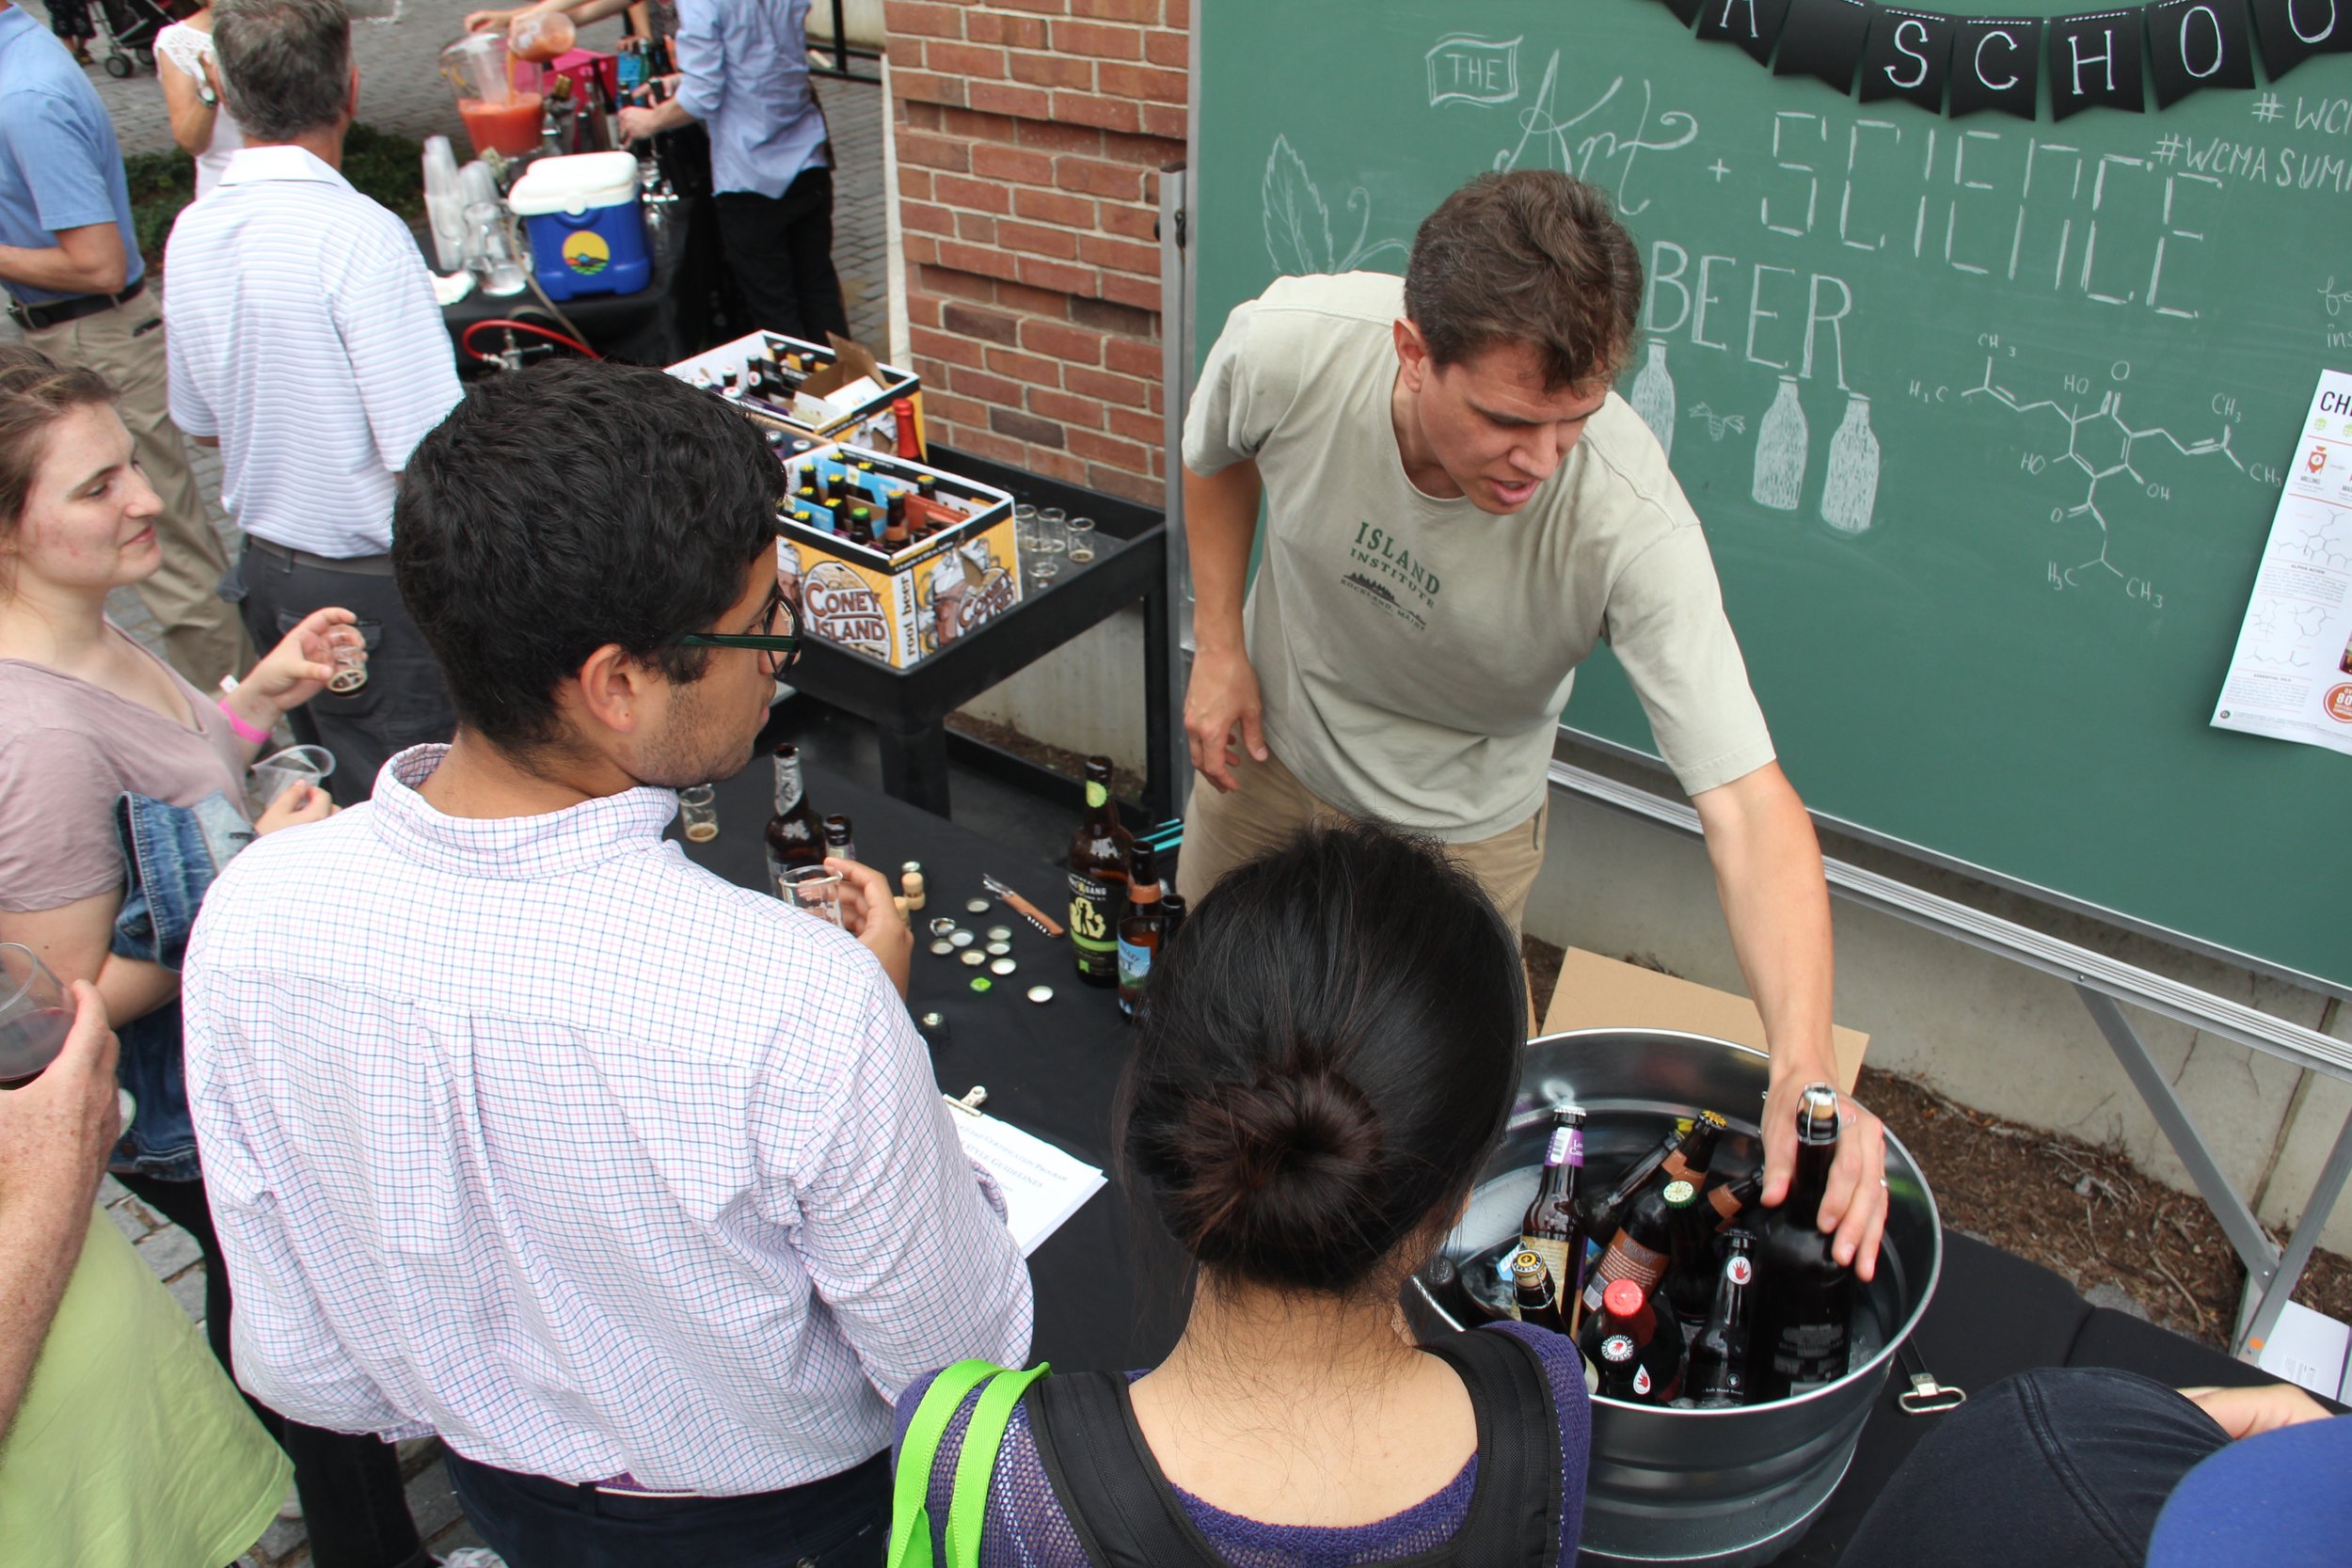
[11,8,890,1560]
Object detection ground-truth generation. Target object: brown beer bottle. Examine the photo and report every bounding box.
[1579,1277,1686,1405]
[1510,1249,1568,1334]
[1581,1177,1701,1326]
[1066,756,1130,987]
[822,814,856,863]
[1580,1116,1695,1242]
[1519,1105,1588,1321]
[763,744,825,894]
[1115,843,1167,1021]
[1687,1229,1757,1408]
[1749,1085,1855,1401]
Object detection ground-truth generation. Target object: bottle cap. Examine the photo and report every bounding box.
[1551,1103,1587,1125]
[1603,1278,1645,1319]
[1663,1180,1697,1208]
[1797,1084,1841,1144]
[1695,1109,1728,1132]
[1511,1249,1544,1281]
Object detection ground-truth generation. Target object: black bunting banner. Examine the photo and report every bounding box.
[1857,6,1958,109]
[2049,9,2148,117]
[1696,0,1800,64]
[2147,0,2256,104]
[1776,0,1876,87]
[1645,0,2350,117]
[1949,15,2044,116]
[2248,0,2352,79]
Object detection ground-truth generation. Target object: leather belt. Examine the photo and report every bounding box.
[9,276,147,332]
[246,535,396,577]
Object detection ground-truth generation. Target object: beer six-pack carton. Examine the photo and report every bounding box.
[667,330,925,454]
[775,444,1022,670]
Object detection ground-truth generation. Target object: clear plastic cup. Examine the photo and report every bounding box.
[678,784,719,842]
[247,744,335,813]
[1066,516,1097,564]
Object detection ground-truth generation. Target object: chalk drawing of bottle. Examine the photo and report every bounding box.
[1752,375,1808,512]
[1820,392,1882,536]
[1631,340,1677,461]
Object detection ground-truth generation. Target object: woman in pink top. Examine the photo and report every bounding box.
[0,346,432,1568]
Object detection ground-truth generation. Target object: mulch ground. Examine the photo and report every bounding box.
[1523,936,2352,1353]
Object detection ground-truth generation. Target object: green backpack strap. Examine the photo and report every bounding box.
[886,1359,1052,1568]
[945,1362,1051,1568]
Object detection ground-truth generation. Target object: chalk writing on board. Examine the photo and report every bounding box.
[1965,348,2256,605]
[1820,392,1882,537]
[1260,135,1409,277]
[1686,403,1747,443]
[1427,35,1520,108]
[1631,341,1676,460]
[1488,50,1697,216]
[1753,375,1808,512]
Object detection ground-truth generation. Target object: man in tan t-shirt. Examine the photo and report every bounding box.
[1178,168,1889,1276]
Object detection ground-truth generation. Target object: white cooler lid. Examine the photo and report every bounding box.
[509,151,643,216]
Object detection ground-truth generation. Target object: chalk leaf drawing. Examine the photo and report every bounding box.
[1262,135,1407,277]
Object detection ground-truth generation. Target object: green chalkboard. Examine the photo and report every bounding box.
[1194,0,2352,993]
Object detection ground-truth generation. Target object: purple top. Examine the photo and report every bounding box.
[892,1323,1591,1566]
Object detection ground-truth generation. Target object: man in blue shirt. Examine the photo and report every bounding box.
[0,2,248,693]
[615,0,846,343]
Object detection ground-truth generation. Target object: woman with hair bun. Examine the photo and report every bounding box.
[895,819,1590,1565]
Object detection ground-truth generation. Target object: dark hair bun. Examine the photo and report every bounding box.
[1161,1068,1385,1289]
[1120,820,1527,1297]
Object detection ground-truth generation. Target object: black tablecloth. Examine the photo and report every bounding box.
[676,752,1186,1375]
[673,751,2288,1556]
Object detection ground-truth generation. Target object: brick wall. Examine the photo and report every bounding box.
[886,0,1188,507]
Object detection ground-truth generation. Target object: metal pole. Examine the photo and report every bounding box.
[1158,163,1193,824]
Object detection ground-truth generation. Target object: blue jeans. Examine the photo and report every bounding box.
[445,1449,888,1568]
[1840,1368,2228,1568]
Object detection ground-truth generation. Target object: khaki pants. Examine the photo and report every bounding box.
[30,299,249,691]
[1174,747,1550,936]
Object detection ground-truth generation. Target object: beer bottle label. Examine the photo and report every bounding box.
[1086,780,1109,809]
[1545,1126,1582,1166]
[1632,1364,1653,1397]
[1724,1255,1754,1287]
[1518,1235,1573,1304]
[1581,1230,1667,1313]
[1772,1321,1851,1387]
[1117,936,1152,991]
[774,761,803,815]
[1602,1335,1634,1364]
[1068,872,1118,964]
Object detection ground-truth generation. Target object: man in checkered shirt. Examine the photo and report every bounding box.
[183,359,1032,1567]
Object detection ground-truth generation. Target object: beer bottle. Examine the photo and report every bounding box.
[882,493,911,551]
[1158,893,1186,947]
[822,814,856,863]
[1066,755,1131,987]
[1708,1173,1761,1232]
[1579,1277,1685,1405]
[1510,1249,1568,1334]
[1116,843,1167,1022]
[1519,1105,1587,1320]
[763,743,825,894]
[1581,1177,1700,1327]
[1749,1085,1855,1402]
[1660,1110,1729,1190]
[1688,1230,1756,1409]
[1580,1117,1695,1243]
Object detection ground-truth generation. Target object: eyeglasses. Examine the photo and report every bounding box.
[675,583,801,674]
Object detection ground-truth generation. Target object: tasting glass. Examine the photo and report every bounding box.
[1065,515,1097,564]
[327,634,370,694]
[781,865,844,926]
[1035,506,1069,556]
[0,942,71,1089]
[677,784,719,842]
[247,744,337,813]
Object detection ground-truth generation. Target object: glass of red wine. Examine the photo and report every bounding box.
[0,942,71,1090]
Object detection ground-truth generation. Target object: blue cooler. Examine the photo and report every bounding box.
[507,152,651,301]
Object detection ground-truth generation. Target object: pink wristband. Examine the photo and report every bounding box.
[216,700,272,747]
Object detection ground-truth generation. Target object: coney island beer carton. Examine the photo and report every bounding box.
[773,444,1021,670]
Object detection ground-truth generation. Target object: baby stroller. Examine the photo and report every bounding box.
[88,0,176,77]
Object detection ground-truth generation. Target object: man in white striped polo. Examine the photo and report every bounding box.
[164,0,461,800]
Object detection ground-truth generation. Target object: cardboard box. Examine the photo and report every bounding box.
[667,330,926,454]
[1540,948,1869,1093]
[776,444,1020,670]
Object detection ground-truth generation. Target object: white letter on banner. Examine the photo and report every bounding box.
[2288,0,2337,44]
[1976,27,2023,91]
[2068,27,2117,95]
[1886,19,1932,87]
[2179,6,2225,76]
[1718,0,1761,40]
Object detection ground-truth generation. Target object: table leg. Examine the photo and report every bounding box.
[880,720,953,817]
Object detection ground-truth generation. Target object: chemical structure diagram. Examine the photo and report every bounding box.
[2286,503,2352,572]
[1958,342,2280,608]
[2240,598,2326,669]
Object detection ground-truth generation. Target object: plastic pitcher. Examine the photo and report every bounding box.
[440,33,541,158]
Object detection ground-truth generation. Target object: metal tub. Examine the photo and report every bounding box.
[1404,1029,1942,1567]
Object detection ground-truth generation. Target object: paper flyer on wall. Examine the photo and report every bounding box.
[948,1101,1106,1257]
[2211,370,2352,757]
